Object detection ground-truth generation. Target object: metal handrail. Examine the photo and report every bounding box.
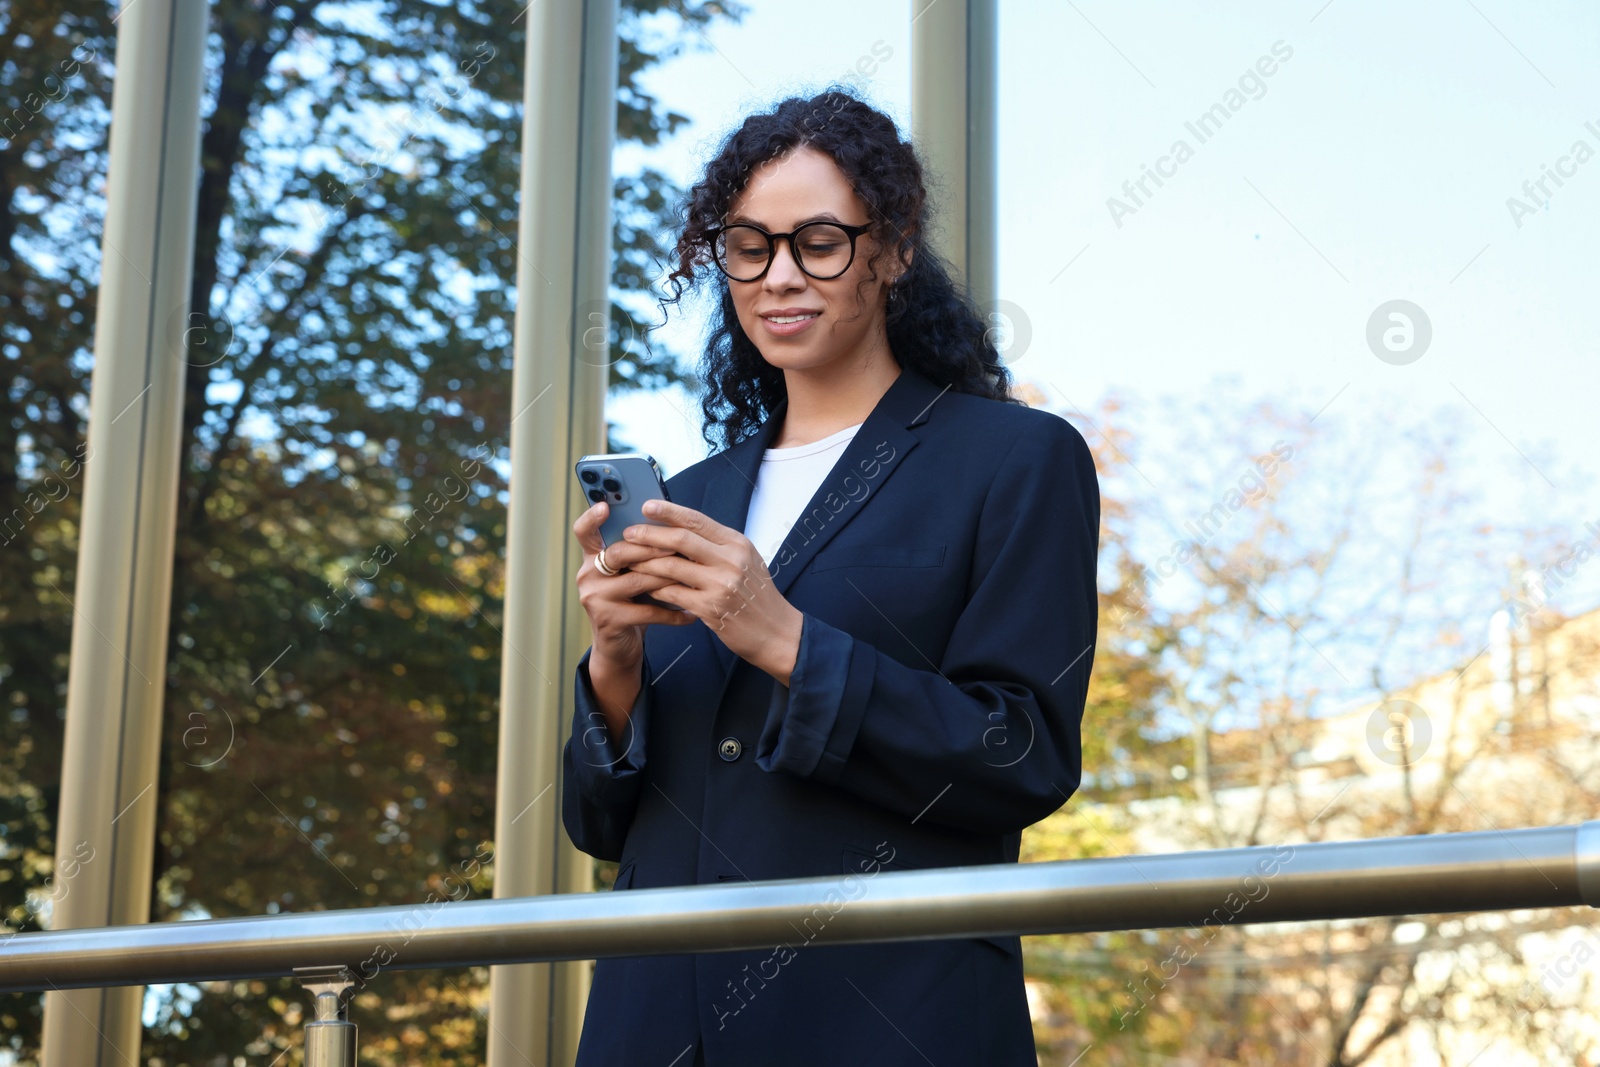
[5,821,1599,993]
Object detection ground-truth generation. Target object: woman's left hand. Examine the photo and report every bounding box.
[620,499,804,685]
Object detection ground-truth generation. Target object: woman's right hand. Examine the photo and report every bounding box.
[573,499,694,675]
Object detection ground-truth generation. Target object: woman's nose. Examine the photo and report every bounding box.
[763,237,807,288]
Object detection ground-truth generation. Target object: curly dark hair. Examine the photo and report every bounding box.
[655,85,1025,454]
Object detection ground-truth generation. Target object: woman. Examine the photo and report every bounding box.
[562,88,1100,1066]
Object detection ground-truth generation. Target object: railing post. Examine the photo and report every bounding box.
[296,965,358,1067]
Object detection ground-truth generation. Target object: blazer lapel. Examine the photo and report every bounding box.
[695,364,949,677]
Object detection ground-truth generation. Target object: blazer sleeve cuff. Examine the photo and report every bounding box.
[754,612,876,783]
[570,647,651,797]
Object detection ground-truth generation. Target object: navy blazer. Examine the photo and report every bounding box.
[561,364,1100,1066]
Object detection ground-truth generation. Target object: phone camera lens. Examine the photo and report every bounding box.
[602,477,621,493]
[580,469,598,484]
[587,488,604,503]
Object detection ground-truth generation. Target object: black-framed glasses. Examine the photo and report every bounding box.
[706,221,874,282]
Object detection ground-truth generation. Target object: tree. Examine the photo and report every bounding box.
[0,0,745,1061]
[1019,384,1600,1065]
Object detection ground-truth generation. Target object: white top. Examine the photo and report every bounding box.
[743,421,865,566]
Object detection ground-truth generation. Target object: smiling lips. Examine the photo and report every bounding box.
[760,308,822,336]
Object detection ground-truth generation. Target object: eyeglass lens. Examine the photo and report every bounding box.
[715,223,854,281]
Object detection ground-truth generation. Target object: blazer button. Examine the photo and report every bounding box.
[718,737,742,762]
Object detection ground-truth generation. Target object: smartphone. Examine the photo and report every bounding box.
[574,452,682,611]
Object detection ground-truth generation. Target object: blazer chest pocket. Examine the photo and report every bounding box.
[812,543,946,573]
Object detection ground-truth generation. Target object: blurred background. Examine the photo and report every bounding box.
[4,0,1599,1064]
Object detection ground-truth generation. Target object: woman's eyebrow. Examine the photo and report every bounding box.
[725,210,845,228]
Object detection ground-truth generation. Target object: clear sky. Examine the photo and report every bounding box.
[606,0,1600,617]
